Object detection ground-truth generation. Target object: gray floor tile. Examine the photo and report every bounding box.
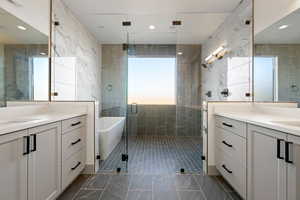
[57,174,91,200]
[175,175,201,190]
[73,189,103,200]
[215,176,234,192]
[178,191,206,200]
[153,190,179,200]
[126,191,152,200]
[86,174,111,189]
[129,175,153,190]
[100,175,130,200]
[228,191,243,200]
[152,175,176,191]
[193,174,231,200]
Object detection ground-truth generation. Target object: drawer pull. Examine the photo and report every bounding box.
[222,122,233,128]
[71,122,81,127]
[285,142,293,164]
[23,136,30,155]
[222,140,233,148]
[222,164,233,174]
[277,139,284,160]
[71,162,81,170]
[71,139,81,146]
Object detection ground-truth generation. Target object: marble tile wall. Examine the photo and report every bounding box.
[255,44,300,104]
[52,0,101,102]
[201,0,253,102]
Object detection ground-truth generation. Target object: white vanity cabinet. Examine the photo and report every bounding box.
[0,114,87,200]
[215,116,247,199]
[247,124,287,200]
[0,130,28,200]
[28,122,62,200]
[286,135,300,200]
[61,116,86,191]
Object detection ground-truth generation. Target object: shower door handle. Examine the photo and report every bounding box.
[131,103,138,114]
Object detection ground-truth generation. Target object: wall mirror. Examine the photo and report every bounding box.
[254,8,300,105]
[0,7,49,107]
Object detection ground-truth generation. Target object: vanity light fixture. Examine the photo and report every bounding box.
[205,54,215,64]
[278,25,289,30]
[17,25,26,30]
[212,46,225,56]
[149,25,155,30]
[204,45,227,64]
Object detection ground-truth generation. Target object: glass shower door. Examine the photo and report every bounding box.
[98,34,129,173]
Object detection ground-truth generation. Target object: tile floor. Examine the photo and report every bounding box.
[99,136,203,174]
[57,172,242,200]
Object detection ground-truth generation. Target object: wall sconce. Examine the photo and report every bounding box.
[204,45,228,64]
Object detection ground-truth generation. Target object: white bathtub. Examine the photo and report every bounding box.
[98,117,125,160]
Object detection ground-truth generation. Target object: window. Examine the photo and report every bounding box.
[128,57,176,105]
[33,57,49,100]
[254,56,277,101]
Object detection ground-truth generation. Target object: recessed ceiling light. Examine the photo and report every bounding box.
[17,25,27,30]
[177,52,183,55]
[149,25,155,30]
[40,52,47,56]
[279,25,289,30]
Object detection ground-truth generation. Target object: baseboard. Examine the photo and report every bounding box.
[207,165,219,175]
[82,164,95,174]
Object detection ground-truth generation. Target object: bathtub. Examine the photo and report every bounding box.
[98,117,125,160]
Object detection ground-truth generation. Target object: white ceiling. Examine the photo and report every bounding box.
[255,8,300,44]
[62,0,241,44]
[0,8,48,44]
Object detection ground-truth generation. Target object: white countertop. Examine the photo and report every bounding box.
[215,111,300,137]
[0,112,87,136]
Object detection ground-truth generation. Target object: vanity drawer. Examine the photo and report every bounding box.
[62,116,86,134]
[216,127,246,167]
[62,127,85,160]
[216,116,246,138]
[216,148,246,199]
[62,149,85,190]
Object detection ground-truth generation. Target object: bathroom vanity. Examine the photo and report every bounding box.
[0,112,87,200]
[215,113,300,200]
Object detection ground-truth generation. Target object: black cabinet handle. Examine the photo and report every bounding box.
[222,122,233,128]
[31,134,37,152]
[71,122,81,127]
[222,164,233,174]
[277,139,284,159]
[285,142,293,164]
[222,140,233,148]
[23,136,30,155]
[71,139,81,146]
[71,162,81,170]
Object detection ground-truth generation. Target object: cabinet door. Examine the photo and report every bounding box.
[286,135,300,200]
[28,123,61,200]
[247,125,287,200]
[0,130,28,200]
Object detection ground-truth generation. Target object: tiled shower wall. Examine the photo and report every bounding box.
[101,44,127,117]
[52,0,101,102]
[4,44,48,101]
[101,44,202,137]
[176,45,202,137]
[0,44,4,107]
[201,0,253,101]
[255,44,300,104]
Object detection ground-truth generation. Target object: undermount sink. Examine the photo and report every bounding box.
[271,121,300,127]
